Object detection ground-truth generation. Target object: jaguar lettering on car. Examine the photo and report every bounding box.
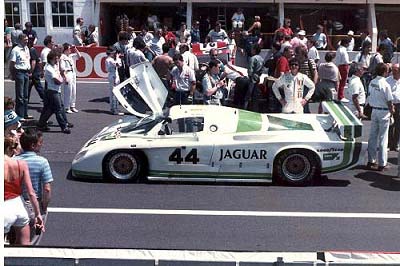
[219,149,267,161]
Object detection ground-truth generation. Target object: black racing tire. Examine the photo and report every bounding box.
[274,149,320,186]
[103,150,146,183]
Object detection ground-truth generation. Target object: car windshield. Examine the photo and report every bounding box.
[120,115,160,134]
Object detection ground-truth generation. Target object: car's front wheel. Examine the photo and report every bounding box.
[104,150,145,182]
[274,149,319,186]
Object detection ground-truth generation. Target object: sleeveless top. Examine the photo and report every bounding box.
[4,160,23,200]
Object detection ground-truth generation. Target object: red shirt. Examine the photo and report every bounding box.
[278,27,293,37]
[274,56,290,78]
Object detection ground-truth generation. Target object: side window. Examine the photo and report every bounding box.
[170,117,204,134]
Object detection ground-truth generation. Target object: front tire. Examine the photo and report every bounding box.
[274,149,319,186]
[104,150,144,183]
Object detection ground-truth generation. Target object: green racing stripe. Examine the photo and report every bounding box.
[321,141,362,173]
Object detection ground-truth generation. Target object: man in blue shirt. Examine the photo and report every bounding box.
[16,128,53,214]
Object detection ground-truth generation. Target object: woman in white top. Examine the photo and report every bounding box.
[60,43,81,113]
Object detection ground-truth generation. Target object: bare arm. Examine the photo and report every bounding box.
[41,183,51,213]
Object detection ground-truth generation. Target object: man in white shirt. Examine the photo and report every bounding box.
[307,39,320,64]
[367,63,394,171]
[386,63,400,151]
[346,30,355,51]
[206,22,228,43]
[9,34,31,119]
[179,44,199,71]
[170,54,196,105]
[347,63,367,119]
[335,38,351,102]
[73,17,84,46]
[272,58,315,114]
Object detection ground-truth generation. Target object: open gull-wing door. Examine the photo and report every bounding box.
[113,62,168,118]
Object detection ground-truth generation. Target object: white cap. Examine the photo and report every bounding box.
[298,30,306,36]
[347,30,354,36]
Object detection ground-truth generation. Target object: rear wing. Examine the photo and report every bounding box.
[322,101,363,140]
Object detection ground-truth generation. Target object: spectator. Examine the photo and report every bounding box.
[387,63,400,151]
[347,30,355,51]
[202,59,227,105]
[227,31,237,64]
[335,37,351,101]
[85,24,98,47]
[127,38,148,67]
[170,54,196,105]
[315,52,339,113]
[150,28,165,57]
[264,41,281,76]
[16,128,53,214]
[298,30,308,47]
[272,58,315,114]
[295,45,318,113]
[9,34,32,120]
[137,26,154,61]
[4,137,44,245]
[277,18,293,37]
[244,43,264,110]
[176,22,191,45]
[5,19,12,47]
[162,25,177,50]
[27,40,44,102]
[40,35,55,72]
[312,25,327,50]
[37,50,72,134]
[152,43,173,89]
[359,30,372,51]
[180,43,199,71]
[105,47,123,116]
[280,35,292,53]
[4,109,23,139]
[231,8,245,31]
[366,63,394,171]
[73,17,84,46]
[347,63,367,119]
[353,42,371,69]
[378,30,394,63]
[274,46,293,78]
[126,26,137,49]
[23,22,37,47]
[113,31,130,82]
[206,22,228,43]
[190,21,201,44]
[368,43,385,77]
[209,48,228,80]
[247,16,262,38]
[11,23,23,47]
[307,39,320,64]
[60,43,81,113]
[5,96,16,111]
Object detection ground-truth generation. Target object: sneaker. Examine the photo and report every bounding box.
[67,123,74,128]
[71,107,79,113]
[65,109,73,114]
[62,128,71,134]
[366,162,378,170]
[340,98,350,103]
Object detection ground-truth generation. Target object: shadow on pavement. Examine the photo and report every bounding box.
[354,171,400,191]
[388,157,399,165]
[312,175,350,187]
[82,109,114,115]
[89,96,109,103]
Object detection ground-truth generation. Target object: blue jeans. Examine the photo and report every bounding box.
[174,91,190,106]
[38,90,68,130]
[15,70,30,117]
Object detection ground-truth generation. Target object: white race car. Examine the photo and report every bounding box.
[71,62,367,186]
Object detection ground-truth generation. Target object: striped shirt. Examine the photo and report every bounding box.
[15,151,53,200]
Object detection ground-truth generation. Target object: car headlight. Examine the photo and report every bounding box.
[74,149,88,161]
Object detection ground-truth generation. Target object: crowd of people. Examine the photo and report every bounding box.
[3,13,400,243]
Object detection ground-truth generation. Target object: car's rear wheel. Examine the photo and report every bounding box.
[104,150,144,182]
[274,149,319,186]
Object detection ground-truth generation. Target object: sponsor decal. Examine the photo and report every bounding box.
[317,148,344,152]
[219,149,267,161]
[323,153,341,161]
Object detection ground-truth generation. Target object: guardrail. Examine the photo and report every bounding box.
[4,247,400,265]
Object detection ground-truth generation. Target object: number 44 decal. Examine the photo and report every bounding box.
[169,148,199,164]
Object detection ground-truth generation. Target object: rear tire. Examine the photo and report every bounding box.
[104,150,145,183]
[274,149,319,186]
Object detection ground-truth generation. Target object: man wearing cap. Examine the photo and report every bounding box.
[298,30,308,47]
[4,110,24,155]
[347,30,355,51]
[23,22,37,47]
[9,33,33,120]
